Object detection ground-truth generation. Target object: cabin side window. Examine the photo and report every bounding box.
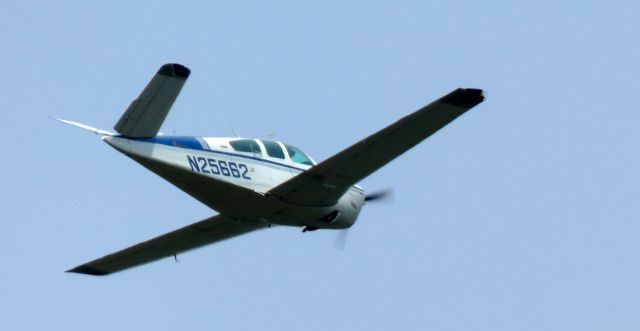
[261,140,285,159]
[229,139,262,156]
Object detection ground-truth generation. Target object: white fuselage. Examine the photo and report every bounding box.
[103,135,366,229]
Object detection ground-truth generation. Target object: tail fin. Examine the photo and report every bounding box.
[114,63,190,138]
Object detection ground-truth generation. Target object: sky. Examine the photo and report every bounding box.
[2,1,640,330]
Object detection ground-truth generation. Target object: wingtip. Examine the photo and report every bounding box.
[441,88,485,108]
[51,116,71,125]
[158,63,190,79]
[66,265,110,276]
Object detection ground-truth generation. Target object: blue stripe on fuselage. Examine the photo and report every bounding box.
[127,135,307,172]
[133,136,205,150]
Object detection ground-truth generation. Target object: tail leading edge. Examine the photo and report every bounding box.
[114,63,190,138]
[56,63,191,139]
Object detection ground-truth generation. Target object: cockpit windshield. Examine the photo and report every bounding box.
[283,143,314,166]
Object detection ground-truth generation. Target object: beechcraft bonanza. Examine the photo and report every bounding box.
[58,63,484,276]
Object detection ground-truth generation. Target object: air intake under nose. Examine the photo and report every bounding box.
[319,210,341,223]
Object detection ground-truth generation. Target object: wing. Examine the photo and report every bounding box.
[114,63,190,138]
[67,215,266,276]
[268,88,484,206]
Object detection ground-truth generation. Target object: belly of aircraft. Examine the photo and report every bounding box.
[102,136,362,229]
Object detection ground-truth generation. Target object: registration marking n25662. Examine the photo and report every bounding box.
[187,155,251,180]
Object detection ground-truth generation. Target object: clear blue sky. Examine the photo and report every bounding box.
[2,1,639,330]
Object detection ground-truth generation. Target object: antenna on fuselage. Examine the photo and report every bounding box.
[229,123,241,138]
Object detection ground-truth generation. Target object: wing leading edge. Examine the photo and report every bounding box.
[67,215,266,276]
[268,88,484,206]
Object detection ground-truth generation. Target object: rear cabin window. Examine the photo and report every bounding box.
[261,140,285,159]
[284,144,314,166]
[230,139,261,155]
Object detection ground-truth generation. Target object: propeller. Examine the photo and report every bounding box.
[332,189,394,250]
[333,229,349,251]
[364,188,394,203]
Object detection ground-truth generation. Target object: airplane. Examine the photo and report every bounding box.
[58,63,484,276]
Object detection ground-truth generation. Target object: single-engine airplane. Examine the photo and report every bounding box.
[59,63,484,275]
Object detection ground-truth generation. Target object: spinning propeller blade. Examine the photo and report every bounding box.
[364,189,394,202]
